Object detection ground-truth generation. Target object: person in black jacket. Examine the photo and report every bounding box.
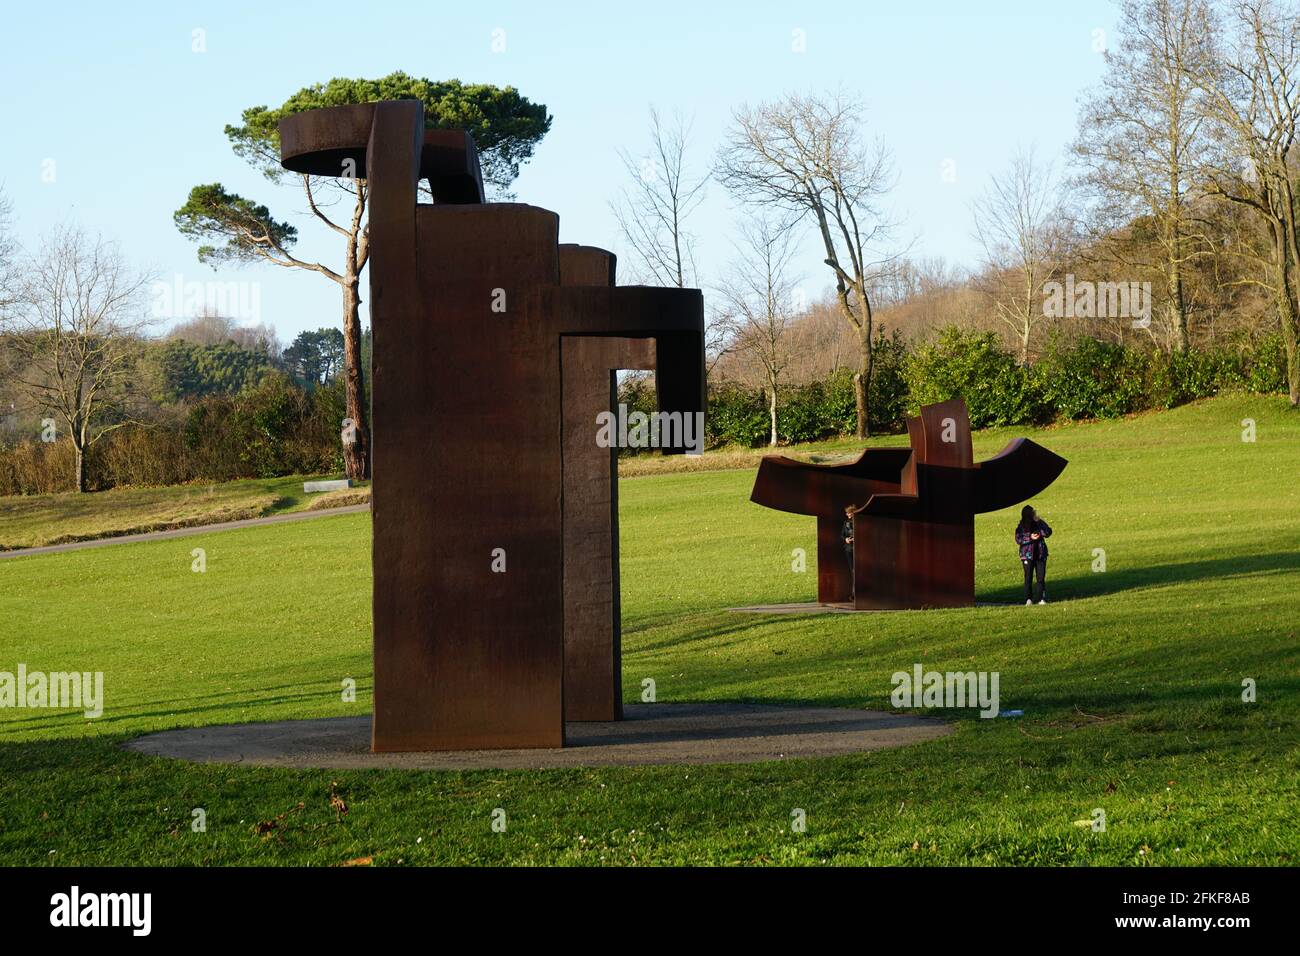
[842,504,857,585]
[1014,504,1053,605]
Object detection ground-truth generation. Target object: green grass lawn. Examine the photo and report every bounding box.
[0,394,1297,865]
[0,474,367,551]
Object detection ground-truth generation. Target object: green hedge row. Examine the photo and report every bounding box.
[5,328,1289,493]
[682,328,1291,448]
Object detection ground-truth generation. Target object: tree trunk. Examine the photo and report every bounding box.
[1278,187,1300,406]
[854,321,873,439]
[341,276,371,480]
[1168,180,1189,352]
[768,380,778,447]
[74,442,86,494]
[1277,258,1300,407]
[1167,263,1187,351]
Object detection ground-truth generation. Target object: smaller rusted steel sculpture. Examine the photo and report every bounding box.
[750,398,1067,609]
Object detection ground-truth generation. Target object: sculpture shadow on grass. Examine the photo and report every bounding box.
[978,549,1300,604]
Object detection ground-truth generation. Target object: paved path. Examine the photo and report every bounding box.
[0,504,370,561]
[123,703,951,770]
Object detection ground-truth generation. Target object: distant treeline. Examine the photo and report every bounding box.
[1,325,1287,496]
[0,322,363,496]
[629,328,1289,449]
[0,375,348,495]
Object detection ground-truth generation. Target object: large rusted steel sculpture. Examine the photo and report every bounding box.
[280,101,704,750]
[750,398,1066,610]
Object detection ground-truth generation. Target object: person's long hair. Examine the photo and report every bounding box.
[1017,505,1036,534]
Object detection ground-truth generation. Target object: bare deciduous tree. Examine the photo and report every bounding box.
[1074,0,1216,352]
[0,188,18,435]
[716,91,899,437]
[717,215,800,446]
[2,225,154,491]
[972,147,1068,363]
[0,187,18,320]
[612,106,708,288]
[166,310,280,356]
[1189,0,1300,404]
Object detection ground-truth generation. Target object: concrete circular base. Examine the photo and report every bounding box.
[124,703,950,770]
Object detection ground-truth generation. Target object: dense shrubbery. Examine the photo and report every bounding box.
[152,340,276,403]
[3,327,1290,493]
[0,373,346,495]
[706,382,770,448]
[906,328,1050,427]
[694,328,1290,449]
[178,374,346,479]
[698,331,912,446]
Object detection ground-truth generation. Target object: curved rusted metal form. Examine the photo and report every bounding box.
[280,101,705,750]
[750,398,1066,609]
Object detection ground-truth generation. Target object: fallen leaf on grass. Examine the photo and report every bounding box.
[253,802,306,837]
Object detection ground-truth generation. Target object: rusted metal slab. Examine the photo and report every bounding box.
[280,101,705,751]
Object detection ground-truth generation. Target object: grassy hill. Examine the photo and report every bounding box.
[0,394,1296,865]
[0,474,368,552]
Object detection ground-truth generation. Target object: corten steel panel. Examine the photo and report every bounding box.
[974,438,1069,513]
[856,406,977,609]
[549,286,704,721]
[279,100,706,750]
[384,204,565,750]
[561,336,655,722]
[750,447,908,605]
[559,244,617,287]
[555,246,648,722]
[817,516,852,604]
[281,102,484,203]
[545,285,706,441]
[749,398,1067,611]
[914,398,974,468]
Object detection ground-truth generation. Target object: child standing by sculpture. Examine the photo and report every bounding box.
[842,504,856,586]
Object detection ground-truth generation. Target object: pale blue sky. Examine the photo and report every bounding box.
[1,0,1117,342]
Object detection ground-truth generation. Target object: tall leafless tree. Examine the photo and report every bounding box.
[0,187,18,320]
[972,147,1068,363]
[717,215,800,446]
[166,310,280,356]
[1189,0,1300,404]
[611,108,717,397]
[2,225,154,491]
[716,91,899,437]
[611,106,708,288]
[0,189,18,432]
[1074,0,1216,352]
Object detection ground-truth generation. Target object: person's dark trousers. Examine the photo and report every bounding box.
[1023,557,1047,602]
